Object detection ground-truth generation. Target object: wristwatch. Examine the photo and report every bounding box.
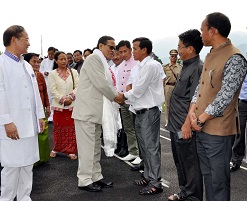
[196,118,205,127]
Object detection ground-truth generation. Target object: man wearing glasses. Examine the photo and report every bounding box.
[72,36,124,192]
[163,49,182,127]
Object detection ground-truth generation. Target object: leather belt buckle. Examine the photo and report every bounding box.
[135,106,157,114]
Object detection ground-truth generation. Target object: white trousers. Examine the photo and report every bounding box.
[0,165,33,201]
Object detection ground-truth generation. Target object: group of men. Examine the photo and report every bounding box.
[0,11,247,201]
[164,13,247,201]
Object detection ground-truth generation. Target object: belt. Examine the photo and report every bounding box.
[166,83,175,86]
[135,106,158,114]
[240,99,247,103]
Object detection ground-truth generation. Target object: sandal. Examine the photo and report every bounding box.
[168,193,185,201]
[139,185,163,195]
[133,178,149,186]
[50,150,57,158]
[68,154,77,160]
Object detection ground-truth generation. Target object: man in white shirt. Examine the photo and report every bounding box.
[123,37,164,195]
[0,25,45,201]
[39,46,56,123]
[117,40,140,163]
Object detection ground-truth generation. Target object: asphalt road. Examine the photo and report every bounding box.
[28,112,247,200]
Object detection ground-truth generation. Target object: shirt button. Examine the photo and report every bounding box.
[205,68,207,71]
[202,81,204,84]
[199,94,201,97]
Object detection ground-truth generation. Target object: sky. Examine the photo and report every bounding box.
[0,0,246,58]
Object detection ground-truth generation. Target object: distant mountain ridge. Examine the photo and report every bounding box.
[153,31,247,64]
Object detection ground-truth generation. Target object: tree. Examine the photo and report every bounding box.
[151,52,163,65]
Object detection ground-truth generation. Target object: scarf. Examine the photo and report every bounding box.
[93,49,118,157]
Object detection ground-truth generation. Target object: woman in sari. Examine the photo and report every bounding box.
[48,51,79,160]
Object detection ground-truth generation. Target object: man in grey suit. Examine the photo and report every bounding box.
[72,36,123,192]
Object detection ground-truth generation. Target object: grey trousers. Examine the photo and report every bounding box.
[135,107,161,188]
[74,120,103,187]
[196,131,234,201]
[120,104,139,156]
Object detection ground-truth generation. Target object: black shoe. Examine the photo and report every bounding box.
[131,165,144,171]
[230,163,240,172]
[79,183,102,192]
[95,179,113,188]
[117,149,128,157]
[114,149,121,154]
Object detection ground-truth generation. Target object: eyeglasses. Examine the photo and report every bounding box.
[105,44,116,51]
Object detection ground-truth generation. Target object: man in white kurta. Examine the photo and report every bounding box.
[0,25,45,201]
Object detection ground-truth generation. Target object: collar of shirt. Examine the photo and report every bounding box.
[4,50,20,62]
[138,56,151,68]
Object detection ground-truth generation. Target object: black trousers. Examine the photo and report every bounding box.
[116,108,128,153]
[232,99,247,165]
[170,132,203,201]
[197,132,234,201]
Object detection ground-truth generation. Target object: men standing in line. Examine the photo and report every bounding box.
[39,46,57,123]
[230,76,247,172]
[124,37,164,195]
[167,29,204,201]
[0,25,45,200]
[117,40,141,165]
[72,36,124,192]
[189,12,247,201]
[73,50,84,74]
[163,49,182,127]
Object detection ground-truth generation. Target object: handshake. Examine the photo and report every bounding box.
[114,93,125,105]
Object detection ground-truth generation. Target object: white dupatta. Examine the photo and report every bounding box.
[93,49,118,157]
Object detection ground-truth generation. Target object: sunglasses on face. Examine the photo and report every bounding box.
[105,44,116,51]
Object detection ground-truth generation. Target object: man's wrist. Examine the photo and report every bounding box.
[197,118,205,127]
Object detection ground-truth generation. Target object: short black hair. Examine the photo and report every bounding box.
[206,12,231,38]
[132,37,152,55]
[96,36,114,49]
[83,48,93,54]
[73,50,82,55]
[3,25,25,47]
[178,29,203,54]
[116,40,131,50]
[48,47,56,52]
